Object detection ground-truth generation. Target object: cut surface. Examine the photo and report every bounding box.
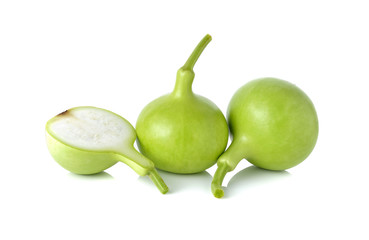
[47,107,135,152]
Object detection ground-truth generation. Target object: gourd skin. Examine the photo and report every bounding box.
[227,77,319,170]
[46,131,117,175]
[136,93,228,174]
[136,34,229,174]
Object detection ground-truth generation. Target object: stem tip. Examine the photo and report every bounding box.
[148,169,169,194]
[211,183,224,198]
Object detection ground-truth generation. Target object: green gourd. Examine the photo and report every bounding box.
[211,78,319,198]
[136,34,229,174]
[45,106,168,194]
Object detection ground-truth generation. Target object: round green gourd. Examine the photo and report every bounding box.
[136,34,229,174]
[211,78,319,198]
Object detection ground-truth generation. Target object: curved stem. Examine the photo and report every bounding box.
[114,150,169,194]
[182,34,212,71]
[172,34,212,97]
[211,164,230,198]
[148,169,169,194]
[211,138,247,198]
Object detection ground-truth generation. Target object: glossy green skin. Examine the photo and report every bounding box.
[136,34,229,174]
[46,131,118,175]
[136,92,228,174]
[227,77,319,170]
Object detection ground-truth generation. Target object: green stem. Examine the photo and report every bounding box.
[211,138,247,198]
[211,164,230,198]
[114,150,169,194]
[172,34,212,97]
[148,169,169,194]
[182,34,212,71]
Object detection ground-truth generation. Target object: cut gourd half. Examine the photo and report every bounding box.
[45,106,168,194]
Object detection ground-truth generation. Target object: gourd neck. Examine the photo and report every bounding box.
[114,149,169,194]
[171,34,212,98]
[211,137,249,198]
[172,68,195,97]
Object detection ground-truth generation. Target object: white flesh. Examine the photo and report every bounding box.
[48,107,135,152]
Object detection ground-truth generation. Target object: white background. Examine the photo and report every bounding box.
[1,0,368,239]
